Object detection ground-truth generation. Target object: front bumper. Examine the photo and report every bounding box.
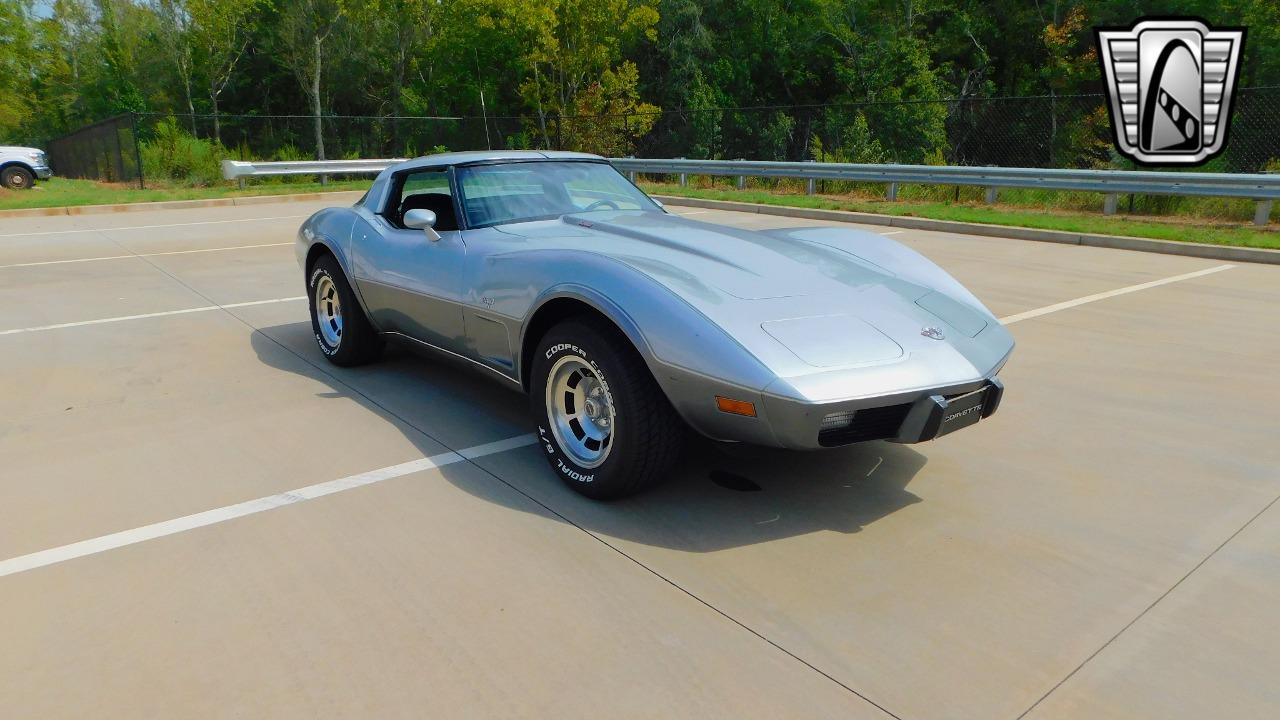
[660,362,1006,450]
[759,376,1005,449]
[33,166,53,180]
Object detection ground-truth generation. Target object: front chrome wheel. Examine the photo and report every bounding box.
[314,274,343,349]
[545,355,615,468]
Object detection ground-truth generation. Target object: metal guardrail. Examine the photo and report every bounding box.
[222,157,1280,225]
[221,158,405,188]
[612,158,1280,225]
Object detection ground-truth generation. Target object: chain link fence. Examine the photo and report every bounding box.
[42,88,1280,222]
[113,87,1280,171]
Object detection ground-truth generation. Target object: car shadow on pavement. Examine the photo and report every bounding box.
[251,322,927,552]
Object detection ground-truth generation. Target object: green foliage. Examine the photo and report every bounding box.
[810,113,887,164]
[0,0,35,142]
[558,61,660,156]
[139,116,227,185]
[6,0,1280,171]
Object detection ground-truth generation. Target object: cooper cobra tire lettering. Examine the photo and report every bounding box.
[545,343,586,360]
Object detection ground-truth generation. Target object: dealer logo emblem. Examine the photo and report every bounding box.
[1096,18,1245,165]
[921,327,945,340]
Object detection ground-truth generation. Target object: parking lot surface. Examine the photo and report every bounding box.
[2,199,1278,719]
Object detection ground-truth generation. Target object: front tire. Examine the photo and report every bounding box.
[308,254,382,366]
[531,318,683,499]
[2,166,35,190]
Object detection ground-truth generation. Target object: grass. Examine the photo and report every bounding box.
[641,182,1280,251]
[0,177,373,211]
[6,176,1277,252]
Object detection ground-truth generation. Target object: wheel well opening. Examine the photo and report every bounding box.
[305,243,334,275]
[521,298,625,390]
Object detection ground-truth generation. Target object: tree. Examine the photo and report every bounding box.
[279,0,344,159]
[513,0,660,148]
[192,0,263,144]
[1039,5,1096,165]
[348,0,442,149]
[559,61,659,155]
[0,0,35,141]
[150,0,197,130]
[818,0,951,162]
[93,0,147,117]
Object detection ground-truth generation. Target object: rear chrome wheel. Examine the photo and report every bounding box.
[546,355,615,469]
[307,254,382,367]
[313,274,343,349]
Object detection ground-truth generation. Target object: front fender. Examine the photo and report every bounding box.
[507,251,775,391]
[518,271,785,445]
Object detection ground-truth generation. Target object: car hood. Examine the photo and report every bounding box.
[497,211,1013,394]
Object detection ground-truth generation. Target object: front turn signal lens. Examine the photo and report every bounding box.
[715,396,757,417]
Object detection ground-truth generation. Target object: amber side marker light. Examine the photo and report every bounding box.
[715,396,757,417]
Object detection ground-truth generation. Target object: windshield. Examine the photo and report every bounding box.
[456,161,660,228]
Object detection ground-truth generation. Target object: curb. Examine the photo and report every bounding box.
[655,195,1280,266]
[0,190,365,219]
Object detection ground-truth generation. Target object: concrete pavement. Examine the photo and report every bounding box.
[1,200,1277,719]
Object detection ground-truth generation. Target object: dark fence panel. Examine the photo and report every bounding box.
[46,114,144,186]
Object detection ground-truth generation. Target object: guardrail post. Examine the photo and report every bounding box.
[984,187,998,204]
[887,182,899,201]
[677,157,687,187]
[805,159,816,195]
[1255,200,1273,226]
[1103,193,1119,215]
[735,159,745,190]
[238,178,245,190]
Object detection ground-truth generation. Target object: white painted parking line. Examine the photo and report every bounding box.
[0,214,308,239]
[0,434,539,579]
[881,231,904,235]
[999,264,1235,325]
[674,210,711,216]
[0,242,292,269]
[0,296,306,336]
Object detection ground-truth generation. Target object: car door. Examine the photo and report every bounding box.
[349,167,467,352]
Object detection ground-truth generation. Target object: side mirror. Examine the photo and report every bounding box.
[403,208,442,241]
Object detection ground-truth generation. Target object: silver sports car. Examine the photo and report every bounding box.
[298,151,1013,498]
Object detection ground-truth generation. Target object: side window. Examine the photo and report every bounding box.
[392,169,459,231]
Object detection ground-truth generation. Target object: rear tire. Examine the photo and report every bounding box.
[2,166,35,190]
[308,254,383,366]
[531,317,684,499]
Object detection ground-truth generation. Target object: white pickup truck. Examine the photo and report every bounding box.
[0,146,53,189]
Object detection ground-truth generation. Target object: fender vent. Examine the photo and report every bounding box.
[817,403,912,447]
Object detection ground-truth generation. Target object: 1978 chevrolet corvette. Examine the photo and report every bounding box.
[298,151,1014,498]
